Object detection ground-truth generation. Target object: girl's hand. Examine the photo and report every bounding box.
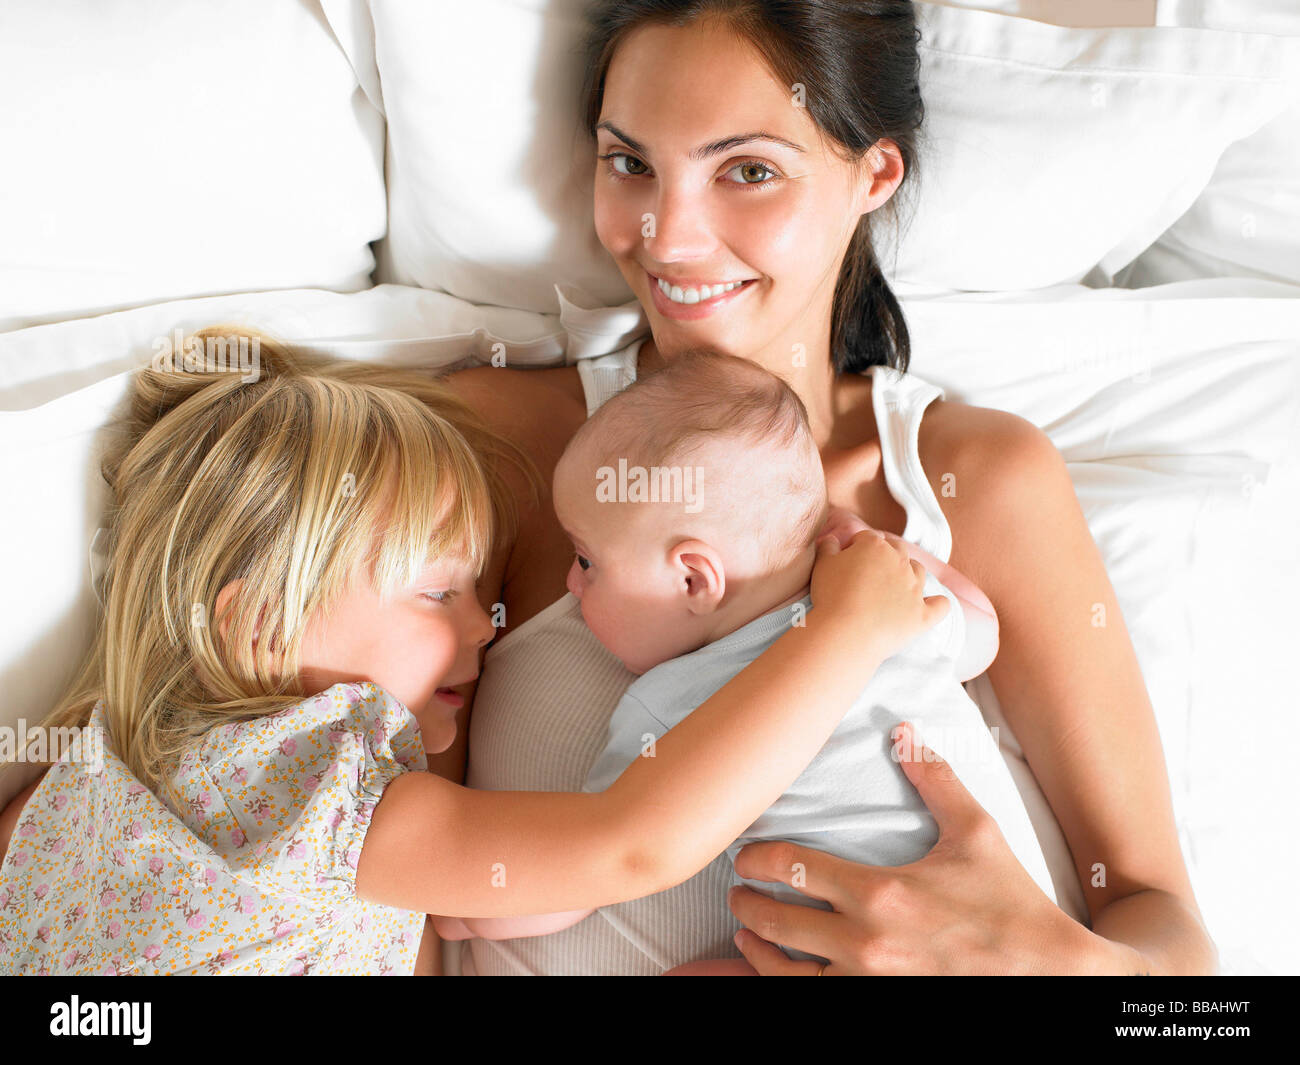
[809,529,950,662]
[725,723,1106,975]
[817,503,872,548]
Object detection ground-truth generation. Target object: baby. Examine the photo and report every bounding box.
[437,351,1056,963]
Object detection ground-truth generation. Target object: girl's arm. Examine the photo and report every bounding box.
[356,532,950,919]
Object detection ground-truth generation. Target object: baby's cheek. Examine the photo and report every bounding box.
[581,593,627,652]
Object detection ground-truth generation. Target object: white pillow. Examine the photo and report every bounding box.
[0,0,387,334]
[883,2,1300,292]
[366,0,1297,309]
[368,0,632,314]
[1116,0,1300,288]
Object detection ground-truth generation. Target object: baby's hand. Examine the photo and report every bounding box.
[809,529,949,661]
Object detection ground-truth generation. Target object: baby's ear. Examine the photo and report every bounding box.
[671,539,726,615]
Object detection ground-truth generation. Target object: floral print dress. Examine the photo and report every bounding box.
[0,682,428,974]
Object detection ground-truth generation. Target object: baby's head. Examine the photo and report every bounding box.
[554,350,828,674]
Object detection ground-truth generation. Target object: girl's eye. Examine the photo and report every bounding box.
[422,590,455,604]
[576,554,591,572]
[599,152,650,178]
[723,160,778,186]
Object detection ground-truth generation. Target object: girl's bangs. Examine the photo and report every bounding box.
[367,407,496,597]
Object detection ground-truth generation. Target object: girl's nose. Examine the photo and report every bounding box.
[565,560,583,600]
[470,599,496,647]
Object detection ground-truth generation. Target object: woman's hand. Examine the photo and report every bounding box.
[724,723,1123,975]
[809,529,950,663]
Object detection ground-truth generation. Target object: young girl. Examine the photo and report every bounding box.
[0,328,947,975]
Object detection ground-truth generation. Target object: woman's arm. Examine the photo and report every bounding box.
[356,532,950,918]
[947,415,1215,973]
[726,410,1216,975]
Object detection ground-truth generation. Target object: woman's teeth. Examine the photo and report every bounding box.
[656,278,746,304]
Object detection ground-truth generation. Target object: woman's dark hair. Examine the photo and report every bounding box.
[581,0,924,375]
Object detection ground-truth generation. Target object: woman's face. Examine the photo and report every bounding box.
[593,19,900,372]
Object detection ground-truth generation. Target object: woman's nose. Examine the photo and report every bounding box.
[643,185,716,263]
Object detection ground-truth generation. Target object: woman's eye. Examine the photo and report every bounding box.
[601,152,649,177]
[723,161,778,186]
[576,554,591,572]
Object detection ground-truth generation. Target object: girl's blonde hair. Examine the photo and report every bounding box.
[26,326,534,791]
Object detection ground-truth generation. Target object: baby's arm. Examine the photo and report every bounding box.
[881,533,999,681]
[821,506,998,680]
[355,533,948,920]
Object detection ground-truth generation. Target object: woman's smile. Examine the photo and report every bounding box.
[647,268,758,320]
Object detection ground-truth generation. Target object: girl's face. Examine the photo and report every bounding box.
[296,556,494,754]
[593,19,897,373]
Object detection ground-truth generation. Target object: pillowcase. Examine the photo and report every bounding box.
[881,1,1300,291]
[1115,0,1300,287]
[365,0,1297,310]
[0,0,387,334]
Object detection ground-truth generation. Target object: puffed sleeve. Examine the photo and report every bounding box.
[171,681,428,908]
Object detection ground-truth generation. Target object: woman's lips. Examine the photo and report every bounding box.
[647,270,756,321]
[433,687,464,708]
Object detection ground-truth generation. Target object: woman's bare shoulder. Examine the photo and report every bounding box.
[920,397,1056,478]
[918,398,1067,586]
[442,364,587,458]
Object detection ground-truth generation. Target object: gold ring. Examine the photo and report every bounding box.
[816,962,828,976]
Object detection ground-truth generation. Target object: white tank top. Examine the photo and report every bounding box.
[461,339,967,975]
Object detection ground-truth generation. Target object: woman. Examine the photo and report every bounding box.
[436,0,1215,975]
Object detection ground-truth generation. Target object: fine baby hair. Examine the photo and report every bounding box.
[23,326,530,792]
[566,348,829,569]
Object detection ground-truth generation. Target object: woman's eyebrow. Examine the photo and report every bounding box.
[596,121,805,159]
